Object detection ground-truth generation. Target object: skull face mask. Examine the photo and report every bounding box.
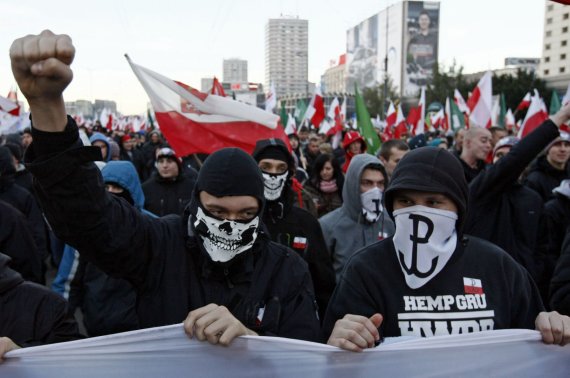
[193,206,259,263]
[261,172,288,201]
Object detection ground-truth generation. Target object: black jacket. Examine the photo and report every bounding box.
[119,147,146,181]
[550,230,570,315]
[323,236,544,340]
[262,190,336,320]
[25,118,320,341]
[465,119,560,280]
[525,155,570,203]
[142,172,196,216]
[0,200,43,283]
[0,253,81,347]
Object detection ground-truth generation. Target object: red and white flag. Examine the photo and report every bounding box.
[454,89,470,114]
[127,56,286,156]
[463,277,484,294]
[467,71,492,128]
[292,236,307,249]
[562,82,570,106]
[320,97,342,136]
[284,113,297,135]
[431,108,445,131]
[0,94,20,116]
[211,77,226,97]
[304,87,325,128]
[505,108,515,130]
[516,92,531,111]
[385,101,397,129]
[393,103,407,139]
[408,87,426,136]
[518,90,548,139]
[265,83,276,112]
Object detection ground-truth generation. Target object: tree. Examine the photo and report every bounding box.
[361,75,399,118]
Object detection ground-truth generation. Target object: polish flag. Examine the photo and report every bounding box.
[562,82,570,106]
[454,89,470,114]
[292,236,307,249]
[304,87,325,128]
[320,97,342,136]
[211,77,226,97]
[0,95,20,116]
[431,108,445,131]
[408,87,426,135]
[127,56,287,156]
[516,92,531,111]
[467,71,493,128]
[284,113,297,135]
[463,277,484,294]
[505,109,516,130]
[393,103,408,139]
[265,83,276,112]
[518,90,549,139]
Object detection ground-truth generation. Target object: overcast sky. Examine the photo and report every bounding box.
[0,0,547,114]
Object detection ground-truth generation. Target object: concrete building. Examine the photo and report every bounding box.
[539,1,570,93]
[322,54,347,94]
[93,100,117,116]
[223,59,248,83]
[64,100,94,118]
[265,16,309,97]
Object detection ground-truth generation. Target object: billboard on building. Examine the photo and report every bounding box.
[346,14,379,92]
[403,1,440,97]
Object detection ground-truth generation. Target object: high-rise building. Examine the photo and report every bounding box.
[539,1,570,93]
[322,54,347,94]
[223,59,248,83]
[265,16,309,97]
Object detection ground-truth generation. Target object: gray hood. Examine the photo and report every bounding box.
[341,154,385,221]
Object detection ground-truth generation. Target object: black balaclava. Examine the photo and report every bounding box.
[252,139,295,220]
[384,146,468,233]
[187,148,265,263]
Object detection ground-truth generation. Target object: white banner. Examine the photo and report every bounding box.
[3,325,570,377]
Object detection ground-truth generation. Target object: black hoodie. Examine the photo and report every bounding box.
[25,122,321,341]
[0,253,81,347]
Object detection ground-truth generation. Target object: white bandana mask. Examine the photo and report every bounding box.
[262,172,288,201]
[361,187,383,222]
[392,205,458,289]
[192,206,259,263]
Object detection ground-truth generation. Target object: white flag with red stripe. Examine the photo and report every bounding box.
[284,113,297,135]
[454,89,469,114]
[304,87,325,128]
[412,87,426,135]
[0,95,20,116]
[127,56,286,156]
[516,92,531,111]
[505,108,515,130]
[518,90,548,138]
[467,71,493,128]
[385,101,397,129]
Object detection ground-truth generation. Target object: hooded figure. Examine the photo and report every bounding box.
[88,132,111,162]
[320,153,395,280]
[53,161,153,336]
[323,146,545,344]
[0,253,81,350]
[252,138,335,319]
[28,125,321,343]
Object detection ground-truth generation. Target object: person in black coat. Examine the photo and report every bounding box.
[118,134,146,181]
[550,230,570,316]
[0,146,49,268]
[252,138,336,320]
[142,147,197,216]
[0,253,82,359]
[525,134,570,203]
[464,111,570,282]
[0,200,43,283]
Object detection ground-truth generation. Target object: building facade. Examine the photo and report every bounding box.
[539,1,570,93]
[322,54,347,94]
[223,59,248,83]
[265,16,309,97]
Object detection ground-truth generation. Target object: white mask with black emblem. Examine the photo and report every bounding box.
[361,187,383,222]
[392,205,458,289]
[192,206,259,263]
[261,172,288,201]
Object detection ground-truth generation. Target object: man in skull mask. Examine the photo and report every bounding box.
[252,138,336,319]
[320,154,395,281]
[11,30,321,345]
[323,146,570,351]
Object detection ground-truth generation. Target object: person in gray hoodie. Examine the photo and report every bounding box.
[319,154,395,280]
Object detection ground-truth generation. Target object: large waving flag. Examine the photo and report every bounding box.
[127,56,285,156]
[518,90,548,139]
[467,71,492,128]
[304,87,325,128]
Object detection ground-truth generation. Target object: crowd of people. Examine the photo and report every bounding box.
[2,30,570,362]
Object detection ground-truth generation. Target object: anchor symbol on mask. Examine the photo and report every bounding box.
[398,213,438,278]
